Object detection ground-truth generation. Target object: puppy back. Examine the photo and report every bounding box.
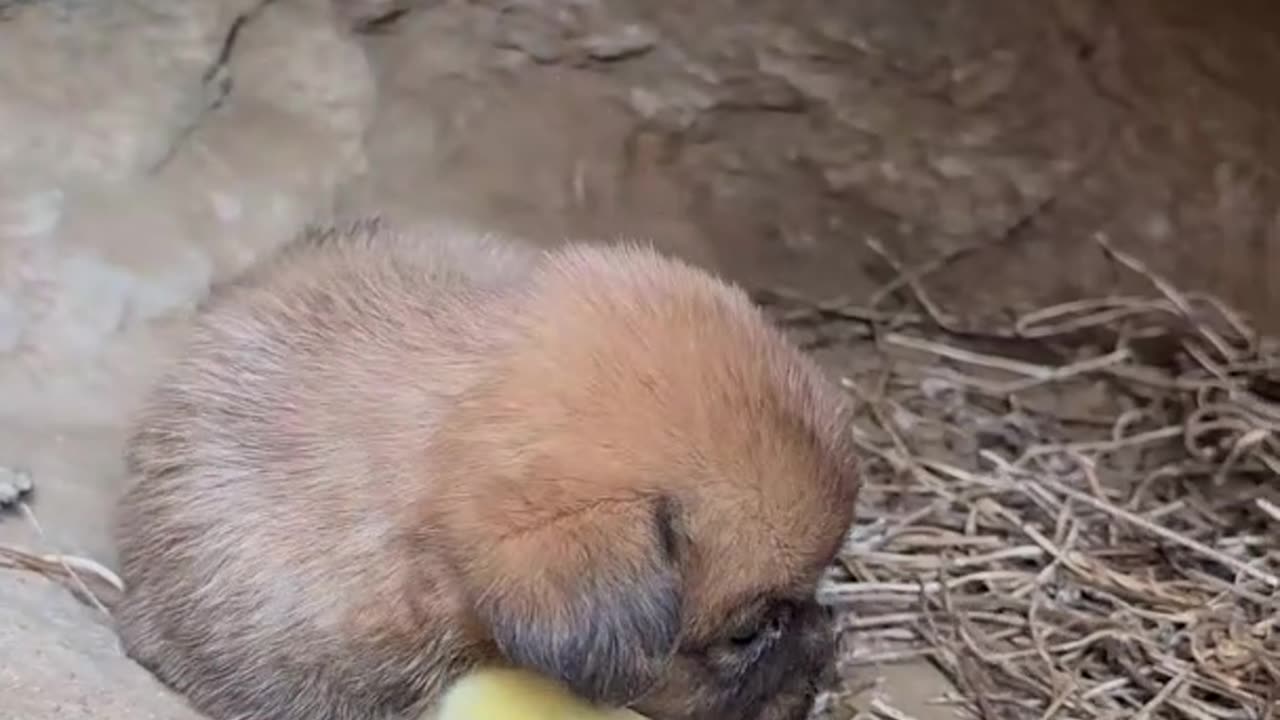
[114,220,534,719]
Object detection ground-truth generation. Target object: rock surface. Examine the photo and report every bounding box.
[5,0,1280,718]
[0,573,204,719]
[0,1,377,711]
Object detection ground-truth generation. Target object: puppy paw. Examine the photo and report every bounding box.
[0,465,33,510]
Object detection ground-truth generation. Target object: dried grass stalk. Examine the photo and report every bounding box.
[765,237,1280,720]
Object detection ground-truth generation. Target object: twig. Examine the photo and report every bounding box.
[11,502,117,615]
[787,238,1279,720]
[1035,476,1280,588]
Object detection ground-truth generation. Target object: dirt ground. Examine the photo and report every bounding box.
[2,0,1280,717]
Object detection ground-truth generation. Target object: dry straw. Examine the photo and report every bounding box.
[760,235,1280,719]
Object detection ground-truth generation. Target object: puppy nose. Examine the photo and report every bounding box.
[814,655,839,689]
[800,599,835,625]
[809,634,841,688]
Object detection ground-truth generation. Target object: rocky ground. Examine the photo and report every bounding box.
[2,0,1279,717]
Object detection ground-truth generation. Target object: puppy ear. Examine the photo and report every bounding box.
[451,494,684,706]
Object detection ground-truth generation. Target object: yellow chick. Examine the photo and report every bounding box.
[424,667,650,720]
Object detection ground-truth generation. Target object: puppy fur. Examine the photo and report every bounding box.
[114,219,859,720]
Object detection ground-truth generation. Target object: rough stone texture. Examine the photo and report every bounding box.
[4,0,1280,717]
[0,0,258,186]
[0,572,204,719]
[0,2,376,710]
[342,0,1280,323]
[0,0,375,547]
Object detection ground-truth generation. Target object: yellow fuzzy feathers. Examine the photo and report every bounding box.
[423,667,650,720]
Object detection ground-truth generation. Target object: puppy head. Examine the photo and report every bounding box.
[421,244,857,717]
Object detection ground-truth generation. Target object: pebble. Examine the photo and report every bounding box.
[580,23,657,61]
[0,465,33,507]
[496,13,566,64]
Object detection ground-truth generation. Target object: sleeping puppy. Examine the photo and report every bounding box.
[113,219,859,720]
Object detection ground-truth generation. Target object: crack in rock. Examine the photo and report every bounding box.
[150,0,278,173]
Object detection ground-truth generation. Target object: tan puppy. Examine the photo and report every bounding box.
[114,219,858,720]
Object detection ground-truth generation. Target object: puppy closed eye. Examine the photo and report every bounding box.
[728,626,761,647]
[725,600,795,650]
